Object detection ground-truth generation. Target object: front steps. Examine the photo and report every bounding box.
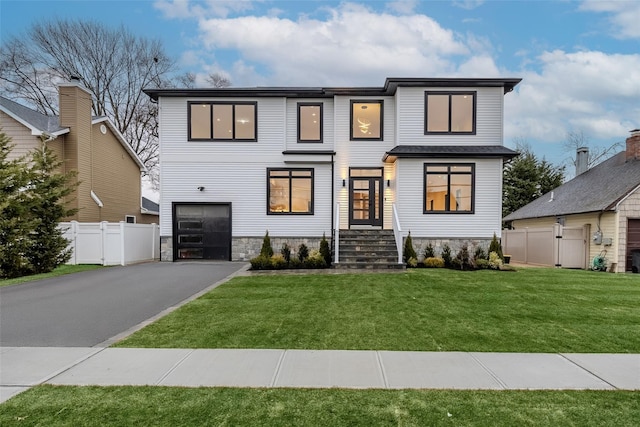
[336,229,405,270]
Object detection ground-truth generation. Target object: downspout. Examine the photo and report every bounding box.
[331,153,335,232]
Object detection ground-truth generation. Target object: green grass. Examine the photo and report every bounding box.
[116,268,640,353]
[0,264,103,288]
[1,386,638,426]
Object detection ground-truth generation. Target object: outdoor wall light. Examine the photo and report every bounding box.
[387,179,390,187]
[342,179,346,187]
[197,186,205,192]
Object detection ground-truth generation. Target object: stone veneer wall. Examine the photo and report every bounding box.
[407,237,492,261]
[160,236,172,261]
[233,236,324,261]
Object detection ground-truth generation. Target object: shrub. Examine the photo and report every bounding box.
[297,243,309,262]
[423,243,435,259]
[319,233,332,266]
[260,230,274,258]
[454,244,473,270]
[475,258,489,269]
[407,256,418,268]
[280,243,291,263]
[488,251,504,270]
[424,257,445,268]
[441,244,452,268]
[403,231,417,263]
[270,254,287,270]
[249,255,271,270]
[288,258,303,269]
[304,250,328,269]
[473,246,487,261]
[489,233,504,260]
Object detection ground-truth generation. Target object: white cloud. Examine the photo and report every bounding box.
[580,0,640,39]
[154,0,255,19]
[505,49,640,147]
[196,3,476,86]
[386,0,419,15]
[453,0,484,11]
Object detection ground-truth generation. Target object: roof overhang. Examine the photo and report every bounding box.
[383,145,519,163]
[0,104,69,138]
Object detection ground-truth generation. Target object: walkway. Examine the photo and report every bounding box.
[2,347,638,403]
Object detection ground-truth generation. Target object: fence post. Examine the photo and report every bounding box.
[120,221,126,266]
[151,223,158,260]
[100,221,108,266]
[71,221,78,265]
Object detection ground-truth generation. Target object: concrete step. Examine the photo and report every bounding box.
[334,262,406,270]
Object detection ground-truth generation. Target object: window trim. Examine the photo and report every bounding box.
[188,101,258,142]
[267,168,314,215]
[423,163,475,214]
[297,102,323,143]
[350,100,384,141]
[424,91,476,135]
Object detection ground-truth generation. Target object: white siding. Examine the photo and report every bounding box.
[158,97,331,237]
[285,99,334,151]
[395,86,504,145]
[395,158,503,238]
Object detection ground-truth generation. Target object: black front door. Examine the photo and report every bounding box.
[173,203,232,260]
[349,173,383,227]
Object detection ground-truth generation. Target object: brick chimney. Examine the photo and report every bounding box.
[626,129,640,161]
[575,147,589,176]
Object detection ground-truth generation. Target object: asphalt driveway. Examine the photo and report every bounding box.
[0,262,247,347]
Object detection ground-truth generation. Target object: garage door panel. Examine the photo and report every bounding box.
[174,203,232,261]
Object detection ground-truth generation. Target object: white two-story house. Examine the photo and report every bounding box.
[146,77,520,263]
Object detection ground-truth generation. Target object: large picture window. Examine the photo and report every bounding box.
[425,92,475,134]
[298,103,322,142]
[188,102,257,141]
[424,164,474,213]
[268,168,314,214]
[351,100,383,140]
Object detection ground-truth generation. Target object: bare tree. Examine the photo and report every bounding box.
[0,19,175,187]
[563,130,623,173]
[175,72,197,88]
[174,72,231,88]
[205,72,231,88]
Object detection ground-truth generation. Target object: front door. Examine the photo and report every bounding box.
[349,168,383,227]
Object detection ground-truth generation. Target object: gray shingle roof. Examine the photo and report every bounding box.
[142,197,159,214]
[504,152,640,221]
[383,145,518,162]
[0,95,67,134]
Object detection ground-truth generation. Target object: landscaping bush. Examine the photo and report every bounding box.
[280,243,291,263]
[260,231,274,258]
[488,251,503,270]
[288,258,303,269]
[407,256,418,268]
[489,233,504,260]
[423,257,445,268]
[473,246,487,262]
[304,249,327,269]
[249,255,272,270]
[423,243,435,259]
[297,243,309,262]
[475,258,489,269]
[440,244,452,268]
[403,232,417,263]
[319,233,332,266]
[452,244,473,270]
[270,254,287,270]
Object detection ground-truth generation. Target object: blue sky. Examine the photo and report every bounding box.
[2,0,640,172]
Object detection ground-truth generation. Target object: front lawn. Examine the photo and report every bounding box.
[116,268,640,353]
[0,264,103,288]
[1,385,638,426]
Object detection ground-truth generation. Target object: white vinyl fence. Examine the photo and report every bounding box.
[59,221,160,266]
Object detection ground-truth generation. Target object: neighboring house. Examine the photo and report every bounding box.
[141,196,160,224]
[145,77,520,262]
[503,130,640,273]
[0,82,150,224]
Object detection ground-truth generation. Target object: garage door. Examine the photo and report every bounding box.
[173,203,231,261]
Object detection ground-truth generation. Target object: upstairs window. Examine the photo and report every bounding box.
[425,92,475,134]
[298,103,323,143]
[188,102,257,141]
[424,164,474,213]
[268,168,314,214]
[351,100,383,140]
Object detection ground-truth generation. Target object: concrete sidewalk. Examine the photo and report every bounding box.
[2,347,638,403]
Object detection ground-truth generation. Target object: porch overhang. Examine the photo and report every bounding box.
[382,145,518,163]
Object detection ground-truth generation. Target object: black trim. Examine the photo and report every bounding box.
[382,145,518,162]
[350,100,384,141]
[282,150,336,155]
[297,102,323,143]
[423,163,475,214]
[425,91,476,135]
[187,101,257,142]
[267,168,314,215]
[348,167,384,227]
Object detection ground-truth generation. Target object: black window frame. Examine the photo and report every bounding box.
[424,91,476,135]
[297,102,323,143]
[350,100,384,141]
[423,163,475,214]
[267,168,314,215]
[188,101,258,142]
